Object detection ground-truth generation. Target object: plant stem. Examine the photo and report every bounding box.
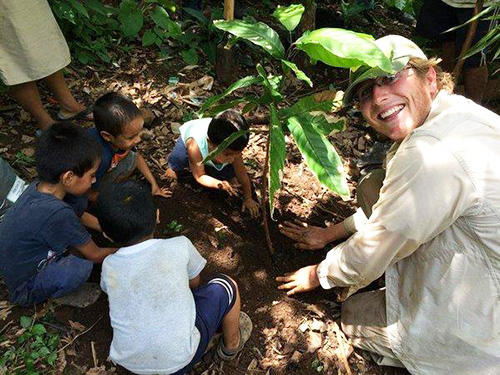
[261,132,274,255]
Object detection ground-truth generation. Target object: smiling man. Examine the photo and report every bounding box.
[277,35,500,374]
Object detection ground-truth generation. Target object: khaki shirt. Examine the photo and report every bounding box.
[318,91,500,374]
[441,0,498,8]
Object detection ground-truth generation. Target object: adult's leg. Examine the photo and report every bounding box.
[0,157,27,221]
[341,288,405,368]
[9,81,55,129]
[41,70,86,116]
[356,168,385,218]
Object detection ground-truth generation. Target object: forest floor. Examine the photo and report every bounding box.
[1,1,499,374]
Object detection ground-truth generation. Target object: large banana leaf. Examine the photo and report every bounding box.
[200,75,262,112]
[287,114,350,199]
[272,4,305,32]
[281,59,313,87]
[278,93,341,120]
[268,105,287,219]
[295,28,392,71]
[214,20,285,59]
[201,130,250,165]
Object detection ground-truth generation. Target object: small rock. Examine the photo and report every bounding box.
[291,350,302,363]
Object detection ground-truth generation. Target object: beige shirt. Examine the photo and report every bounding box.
[0,0,70,85]
[318,91,500,374]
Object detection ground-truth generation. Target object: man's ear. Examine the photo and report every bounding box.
[100,130,113,142]
[60,170,75,186]
[427,66,438,97]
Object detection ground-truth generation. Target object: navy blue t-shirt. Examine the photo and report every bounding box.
[0,183,91,292]
[64,128,127,215]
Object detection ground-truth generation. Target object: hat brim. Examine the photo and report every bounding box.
[343,55,411,106]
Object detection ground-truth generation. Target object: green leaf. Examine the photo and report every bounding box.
[181,48,199,65]
[272,4,305,31]
[287,114,350,199]
[201,130,250,165]
[278,93,341,120]
[20,316,32,329]
[119,0,144,37]
[86,0,111,16]
[256,65,282,103]
[31,324,47,335]
[202,98,249,117]
[268,105,287,218]
[75,50,91,64]
[214,20,285,59]
[200,75,263,112]
[295,28,392,71]
[281,59,312,87]
[146,0,176,12]
[183,7,208,24]
[309,113,346,135]
[142,29,157,46]
[150,6,170,29]
[67,0,89,18]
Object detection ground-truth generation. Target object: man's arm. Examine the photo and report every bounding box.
[75,238,118,263]
[189,274,201,289]
[136,153,171,198]
[279,220,349,250]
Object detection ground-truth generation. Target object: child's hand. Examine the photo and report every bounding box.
[217,181,241,197]
[151,184,172,198]
[242,198,260,218]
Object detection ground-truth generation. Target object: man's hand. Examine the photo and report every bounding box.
[151,184,172,198]
[276,265,320,296]
[279,220,331,250]
[217,181,241,197]
[242,198,260,218]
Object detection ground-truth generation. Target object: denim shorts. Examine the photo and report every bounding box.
[168,137,236,180]
[171,274,237,375]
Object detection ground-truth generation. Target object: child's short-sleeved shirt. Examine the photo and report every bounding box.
[180,118,228,171]
[64,128,131,215]
[0,183,91,296]
[101,236,207,374]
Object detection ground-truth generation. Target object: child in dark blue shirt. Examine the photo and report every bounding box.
[0,122,118,306]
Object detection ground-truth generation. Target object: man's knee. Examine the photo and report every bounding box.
[357,168,385,217]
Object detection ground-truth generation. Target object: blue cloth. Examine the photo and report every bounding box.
[0,182,91,304]
[168,137,236,181]
[172,275,237,375]
[64,128,132,216]
[13,254,93,306]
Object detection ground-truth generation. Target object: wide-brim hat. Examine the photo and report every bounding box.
[343,35,428,106]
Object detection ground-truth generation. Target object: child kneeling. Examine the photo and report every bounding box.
[97,181,252,374]
[165,110,259,217]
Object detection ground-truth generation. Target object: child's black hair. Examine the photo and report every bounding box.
[35,122,102,184]
[96,181,156,247]
[207,110,249,151]
[93,92,142,137]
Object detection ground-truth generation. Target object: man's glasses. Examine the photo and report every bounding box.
[356,66,413,104]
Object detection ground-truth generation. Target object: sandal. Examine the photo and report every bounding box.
[217,312,253,361]
[56,106,93,122]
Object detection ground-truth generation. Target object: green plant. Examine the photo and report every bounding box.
[201,5,393,213]
[0,316,60,374]
[12,151,35,167]
[448,3,500,66]
[167,220,184,233]
[200,4,395,253]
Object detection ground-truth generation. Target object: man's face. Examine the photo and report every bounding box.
[357,66,437,142]
[105,116,144,150]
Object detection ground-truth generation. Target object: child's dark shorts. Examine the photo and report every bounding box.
[171,274,238,375]
[416,0,491,69]
[168,137,236,180]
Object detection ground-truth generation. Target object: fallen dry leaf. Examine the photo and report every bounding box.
[68,320,86,332]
